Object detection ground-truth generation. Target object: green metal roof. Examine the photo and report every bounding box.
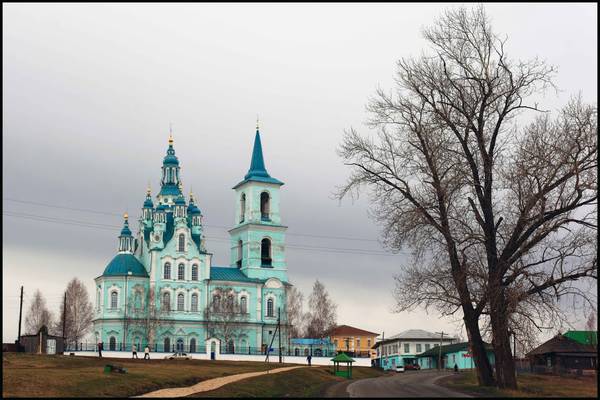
[564,331,598,346]
[418,342,493,358]
[210,266,263,283]
[103,253,148,277]
[233,130,283,189]
[331,353,355,363]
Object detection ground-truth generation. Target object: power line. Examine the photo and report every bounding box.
[3,212,404,257]
[3,197,380,242]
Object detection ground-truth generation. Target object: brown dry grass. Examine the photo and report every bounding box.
[2,353,274,398]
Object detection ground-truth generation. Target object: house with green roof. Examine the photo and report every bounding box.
[416,341,495,370]
[563,330,597,346]
[92,124,291,356]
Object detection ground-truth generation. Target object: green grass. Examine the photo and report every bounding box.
[2,353,274,398]
[441,370,598,398]
[189,366,387,397]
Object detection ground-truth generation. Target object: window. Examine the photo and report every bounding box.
[110,291,118,309]
[213,295,221,311]
[226,295,234,311]
[176,338,184,352]
[97,290,101,309]
[109,336,116,351]
[164,337,170,352]
[416,344,422,353]
[164,263,171,279]
[189,338,196,353]
[191,294,198,312]
[260,192,270,219]
[177,293,184,311]
[404,343,410,353]
[227,339,235,354]
[191,264,198,281]
[304,348,309,356]
[240,193,246,223]
[134,292,142,310]
[240,296,247,314]
[433,343,439,347]
[368,339,371,348]
[266,298,274,317]
[237,240,243,268]
[357,339,361,348]
[178,234,185,252]
[178,264,185,280]
[295,348,300,356]
[425,344,431,351]
[163,292,171,311]
[261,238,272,266]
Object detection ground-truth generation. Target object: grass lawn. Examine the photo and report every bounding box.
[189,366,387,397]
[441,370,598,398]
[2,353,275,398]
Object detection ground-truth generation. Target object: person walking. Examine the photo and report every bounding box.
[307,354,312,366]
[132,344,138,359]
[98,341,103,358]
[144,345,150,360]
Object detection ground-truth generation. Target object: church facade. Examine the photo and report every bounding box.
[92,127,290,354]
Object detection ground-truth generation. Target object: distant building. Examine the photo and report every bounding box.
[329,325,379,358]
[372,329,455,370]
[527,333,597,373]
[563,330,598,346]
[19,326,64,355]
[290,338,335,357]
[417,342,495,370]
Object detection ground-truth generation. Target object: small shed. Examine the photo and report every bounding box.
[20,325,64,355]
[331,352,355,379]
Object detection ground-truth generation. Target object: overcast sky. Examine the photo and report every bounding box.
[3,3,597,343]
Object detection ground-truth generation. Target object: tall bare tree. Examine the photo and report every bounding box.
[125,287,173,349]
[286,286,305,338]
[54,278,94,349]
[24,289,53,335]
[305,280,337,339]
[204,287,249,352]
[337,6,597,389]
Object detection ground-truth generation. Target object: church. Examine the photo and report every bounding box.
[92,125,290,355]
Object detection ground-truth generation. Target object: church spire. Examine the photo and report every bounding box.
[118,213,134,253]
[159,127,182,200]
[244,125,270,180]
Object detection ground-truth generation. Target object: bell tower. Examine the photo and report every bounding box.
[229,123,288,282]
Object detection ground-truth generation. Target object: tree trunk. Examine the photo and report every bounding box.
[464,312,496,386]
[489,284,518,389]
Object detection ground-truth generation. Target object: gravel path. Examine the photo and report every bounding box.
[136,365,305,398]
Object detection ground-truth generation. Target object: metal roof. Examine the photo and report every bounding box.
[388,329,456,340]
[209,266,264,283]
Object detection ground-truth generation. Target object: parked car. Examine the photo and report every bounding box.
[395,365,405,373]
[164,352,191,360]
[404,364,421,371]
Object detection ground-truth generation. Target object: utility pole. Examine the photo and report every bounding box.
[62,291,67,347]
[278,307,282,364]
[17,286,24,348]
[436,331,445,370]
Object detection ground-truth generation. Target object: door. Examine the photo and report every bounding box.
[46,339,56,354]
[176,338,184,352]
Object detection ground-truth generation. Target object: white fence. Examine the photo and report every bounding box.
[68,351,374,367]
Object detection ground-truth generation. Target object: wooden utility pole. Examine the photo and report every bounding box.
[436,331,445,370]
[17,286,24,347]
[62,291,67,346]
[278,307,282,363]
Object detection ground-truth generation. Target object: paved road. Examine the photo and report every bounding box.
[340,370,471,398]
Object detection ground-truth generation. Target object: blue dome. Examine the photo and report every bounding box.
[163,154,179,166]
[143,198,154,208]
[120,225,132,236]
[156,204,167,212]
[175,195,186,205]
[190,204,201,215]
[102,253,148,277]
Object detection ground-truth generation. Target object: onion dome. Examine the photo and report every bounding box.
[188,191,202,215]
[103,253,148,277]
[120,213,132,236]
[175,194,186,206]
[163,133,179,166]
[143,185,154,208]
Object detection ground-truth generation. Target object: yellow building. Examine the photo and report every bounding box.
[329,325,379,358]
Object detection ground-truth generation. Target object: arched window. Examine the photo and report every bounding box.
[164,263,171,279]
[261,238,272,266]
[191,294,198,312]
[236,240,243,268]
[191,264,198,281]
[109,336,116,351]
[177,293,185,311]
[240,296,247,314]
[134,292,142,310]
[304,348,309,356]
[190,338,196,353]
[135,336,141,350]
[164,337,170,352]
[178,264,185,280]
[97,289,101,309]
[163,292,171,311]
[266,298,274,317]
[240,193,246,223]
[260,192,270,220]
[295,348,300,356]
[227,339,235,354]
[315,348,323,356]
[227,295,234,311]
[213,295,221,311]
[178,234,185,252]
[110,291,118,309]
[176,338,184,352]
